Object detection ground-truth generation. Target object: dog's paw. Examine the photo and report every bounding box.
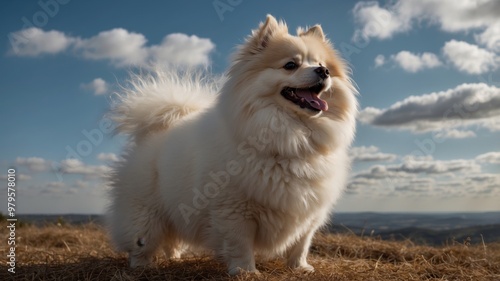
[288,262,315,273]
[295,263,315,273]
[228,267,260,276]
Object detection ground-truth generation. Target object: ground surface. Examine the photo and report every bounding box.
[0,222,499,280]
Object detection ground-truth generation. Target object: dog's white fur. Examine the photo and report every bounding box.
[107,15,357,275]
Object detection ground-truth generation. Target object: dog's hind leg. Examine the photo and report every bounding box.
[127,208,167,267]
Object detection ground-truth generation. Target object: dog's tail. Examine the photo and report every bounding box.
[110,67,220,141]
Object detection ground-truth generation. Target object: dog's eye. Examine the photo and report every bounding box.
[283,61,298,70]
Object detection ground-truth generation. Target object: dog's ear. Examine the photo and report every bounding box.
[249,15,287,51]
[300,25,326,41]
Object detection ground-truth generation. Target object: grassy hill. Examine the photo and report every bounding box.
[0,222,499,280]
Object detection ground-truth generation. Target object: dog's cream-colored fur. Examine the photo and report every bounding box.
[107,15,357,275]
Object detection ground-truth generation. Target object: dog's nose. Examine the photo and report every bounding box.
[314,66,330,79]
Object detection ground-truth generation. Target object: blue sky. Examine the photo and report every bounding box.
[1,0,499,214]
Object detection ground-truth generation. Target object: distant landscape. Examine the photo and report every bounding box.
[16,212,500,246]
[330,212,500,246]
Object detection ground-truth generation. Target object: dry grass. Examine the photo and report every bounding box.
[0,222,499,281]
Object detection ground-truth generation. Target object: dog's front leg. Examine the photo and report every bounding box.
[220,219,258,275]
[286,227,316,272]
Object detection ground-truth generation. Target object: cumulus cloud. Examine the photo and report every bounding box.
[390,51,442,72]
[97,152,120,162]
[350,146,397,162]
[74,28,148,66]
[475,23,500,52]
[394,156,480,174]
[349,154,499,197]
[16,157,51,172]
[352,0,500,42]
[394,178,435,193]
[466,173,500,186]
[59,159,110,179]
[355,156,479,178]
[352,1,409,41]
[376,43,498,75]
[434,129,476,139]
[81,78,110,95]
[374,54,385,67]
[442,40,498,74]
[358,83,500,134]
[8,28,215,67]
[149,33,214,66]
[354,1,500,75]
[476,152,500,164]
[8,28,75,56]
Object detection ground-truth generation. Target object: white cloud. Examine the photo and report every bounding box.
[475,23,500,52]
[391,51,442,72]
[352,0,500,42]
[16,157,51,172]
[374,54,385,67]
[81,78,110,95]
[476,152,500,164]
[97,152,120,162]
[434,129,476,139]
[358,83,500,134]
[350,146,397,162]
[354,156,480,179]
[74,28,148,66]
[395,156,480,174]
[349,154,499,197]
[377,44,497,74]
[59,158,110,179]
[442,40,498,74]
[8,28,215,68]
[394,178,435,193]
[8,28,75,56]
[149,33,214,66]
[352,1,409,41]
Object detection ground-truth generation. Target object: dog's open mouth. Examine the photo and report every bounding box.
[280,83,329,112]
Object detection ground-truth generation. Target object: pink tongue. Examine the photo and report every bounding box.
[295,89,328,111]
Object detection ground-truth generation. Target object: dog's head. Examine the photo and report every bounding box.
[221,15,357,155]
[225,15,355,120]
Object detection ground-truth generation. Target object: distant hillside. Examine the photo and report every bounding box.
[327,224,500,246]
[377,224,500,246]
[16,214,103,226]
[14,212,500,246]
[332,212,500,231]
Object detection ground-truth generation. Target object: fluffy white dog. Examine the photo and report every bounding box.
[107,15,357,275]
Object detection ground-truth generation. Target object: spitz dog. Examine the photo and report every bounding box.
[107,15,357,275]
